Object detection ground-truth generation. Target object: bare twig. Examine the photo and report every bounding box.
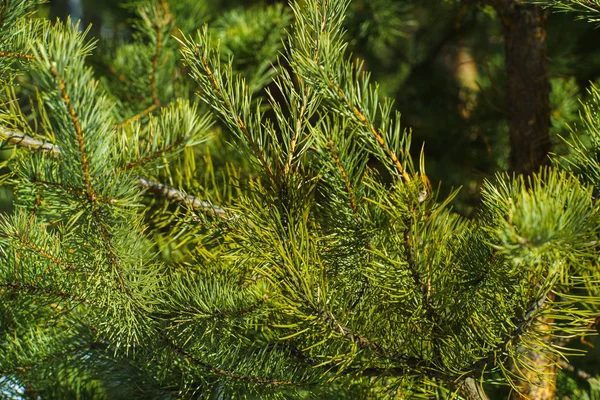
[0,126,59,155]
[558,359,599,384]
[136,177,225,215]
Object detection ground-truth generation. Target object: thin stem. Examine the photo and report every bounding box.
[8,232,80,272]
[122,135,185,171]
[0,51,35,60]
[403,217,436,322]
[115,104,158,130]
[325,75,411,182]
[283,83,310,175]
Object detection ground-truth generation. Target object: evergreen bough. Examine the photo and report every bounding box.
[0,0,599,398]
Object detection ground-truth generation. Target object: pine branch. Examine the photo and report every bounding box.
[49,59,128,291]
[50,64,94,198]
[403,217,436,323]
[113,2,172,130]
[28,177,116,205]
[325,74,411,182]
[290,0,413,181]
[121,135,187,171]
[469,287,550,375]
[315,301,433,371]
[0,127,225,215]
[179,28,279,183]
[0,341,101,376]
[6,231,79,272]
[162,332,297,386]
[0,282,92,305]
[533,0,600,13]
[198,52,277,182]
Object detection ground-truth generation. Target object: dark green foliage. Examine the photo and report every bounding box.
[1,0,600,399]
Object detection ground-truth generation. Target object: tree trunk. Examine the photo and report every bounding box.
[499,4,556,398]
[483,2,555,399]
[497,1,551,175]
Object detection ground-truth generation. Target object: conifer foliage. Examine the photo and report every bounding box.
[0,0,599,398]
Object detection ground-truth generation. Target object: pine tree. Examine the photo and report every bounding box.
[1,0,600,399]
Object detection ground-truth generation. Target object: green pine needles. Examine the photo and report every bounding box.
[1,0,600,399]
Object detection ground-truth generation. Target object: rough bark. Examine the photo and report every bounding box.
[496,1,551,175]
[476,2,555,399]
[458,377,490,400]
[498,4,555,396]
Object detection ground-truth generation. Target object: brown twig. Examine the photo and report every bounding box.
[0,126,59,155]
[106,64,127,83]
[0,51,36,61]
